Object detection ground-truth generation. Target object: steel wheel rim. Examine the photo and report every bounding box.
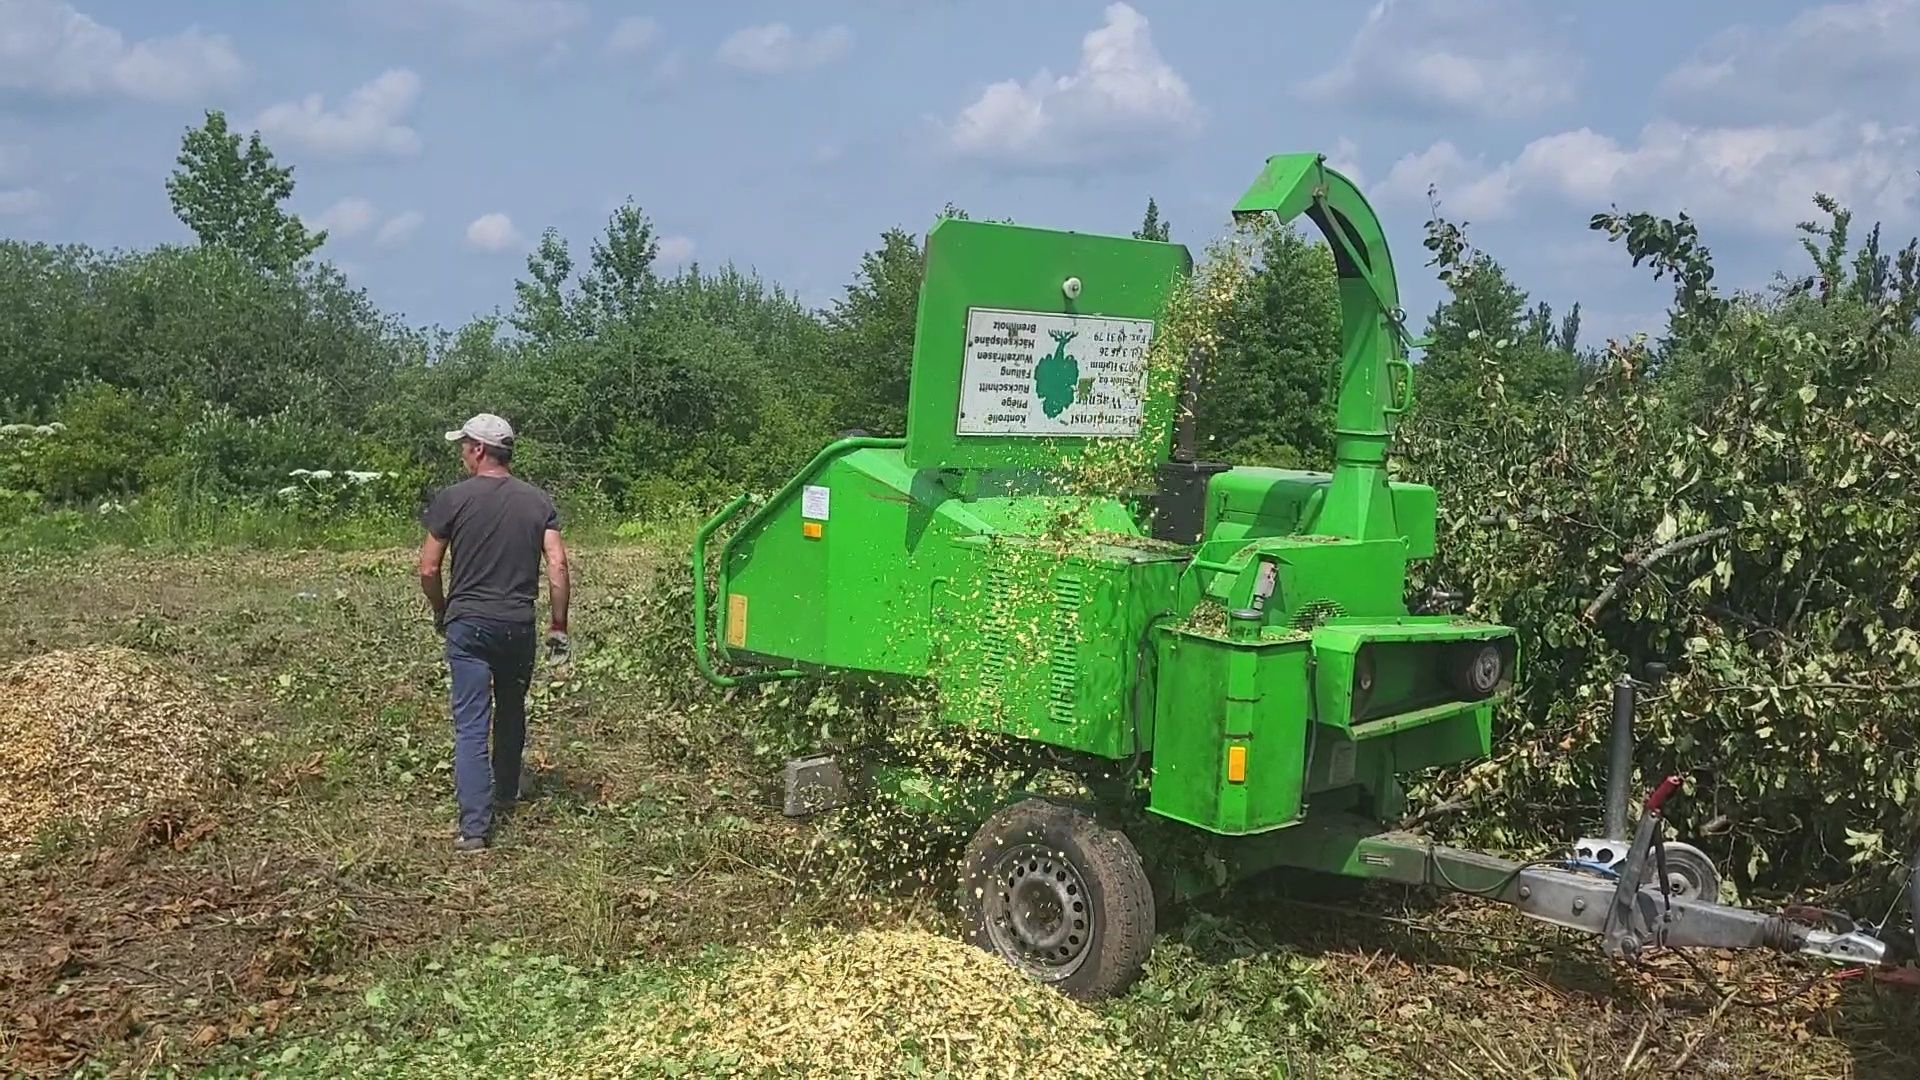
[1655,846,1720,901]
[1466,645,1501,692]
[983,843,1092,981]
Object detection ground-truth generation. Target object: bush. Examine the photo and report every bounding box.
[28,383,171,503]
[0,484,40,523]
[174,406,358,497]
[0,422,59,511]
[1403,209,1920,907]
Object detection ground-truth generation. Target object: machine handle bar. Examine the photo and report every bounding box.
[1644,774,1684,814]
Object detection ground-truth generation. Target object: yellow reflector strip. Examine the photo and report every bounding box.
[725,593,748,647]
[802,521,824,539]
[1226,744,1247,783]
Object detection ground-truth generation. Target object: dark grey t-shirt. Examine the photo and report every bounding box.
[423,475,560,624]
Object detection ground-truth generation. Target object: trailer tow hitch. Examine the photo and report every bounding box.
[1600,774,1887,967]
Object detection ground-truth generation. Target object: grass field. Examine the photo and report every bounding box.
[2,541,1917,1078]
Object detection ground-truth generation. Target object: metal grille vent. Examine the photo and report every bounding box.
[1290,598,1347,629]
[1048,575,1084,723]
[977,568,1015,695]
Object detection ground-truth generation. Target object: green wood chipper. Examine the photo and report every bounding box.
[692,153,1893,998]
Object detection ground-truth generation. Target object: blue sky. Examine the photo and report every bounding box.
[3,0,1916,347]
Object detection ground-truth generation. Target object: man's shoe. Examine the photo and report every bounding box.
[454,834,488,853]
[503,765,537,802]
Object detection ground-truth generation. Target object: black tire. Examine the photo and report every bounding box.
[958,798,1155,1000]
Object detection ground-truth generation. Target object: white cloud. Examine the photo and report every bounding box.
[1326,137,1366,188]
[1663,0,1920,122]
[1378,141,1516,221]
[1301,0,1577,119]
[609,18,683,88]
[0,0,245,102]
[647,48,690,90]
[656,235,696,265]
[310,197,378,238]
[0,188,47,216]
[606,15,659,57]
[304,200,425,247]
[0,146,41,215]
[1577,307,1668,349]
[466,212,523,253]
[716,23,852,74]
[381,0,589,56]
[376,211,425,248]
[255,70,423,159]
[941,3,1198,172]
[1378,117,1920,233]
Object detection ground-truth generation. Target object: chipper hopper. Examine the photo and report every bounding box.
[693,154,1894,997]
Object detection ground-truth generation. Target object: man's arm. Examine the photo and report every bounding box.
[543,528,570,633]
[419,533,449,629]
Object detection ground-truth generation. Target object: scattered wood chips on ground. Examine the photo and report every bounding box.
[0,646,225,853]
[545,928,1141,1079]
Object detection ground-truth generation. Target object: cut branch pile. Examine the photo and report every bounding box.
[0,647,227,852]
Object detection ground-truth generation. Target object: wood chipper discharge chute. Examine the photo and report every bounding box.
[692,153,1896,998]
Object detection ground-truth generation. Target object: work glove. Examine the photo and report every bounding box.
[545,630,572,666]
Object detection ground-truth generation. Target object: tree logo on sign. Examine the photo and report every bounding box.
[1035,330,1080,419]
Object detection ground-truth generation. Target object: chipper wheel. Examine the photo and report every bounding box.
[959,799,1155,1000]
[1446,639,1506,699]
[1650,841,1721,902]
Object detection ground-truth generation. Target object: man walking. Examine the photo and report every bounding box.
[418,413,570,852]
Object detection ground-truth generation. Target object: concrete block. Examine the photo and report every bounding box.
[783,754,849,817]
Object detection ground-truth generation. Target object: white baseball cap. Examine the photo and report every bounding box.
[445,413,515,448]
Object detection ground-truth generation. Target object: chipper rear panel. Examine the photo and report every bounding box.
[705,195,1515,831]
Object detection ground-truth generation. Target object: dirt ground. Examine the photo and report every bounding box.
[1,544,1916,1078]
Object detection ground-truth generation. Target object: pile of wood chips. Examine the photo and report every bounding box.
[0,646,225,852]
[547,928,1140,1079]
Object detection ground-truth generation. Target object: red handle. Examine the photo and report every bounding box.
[1644,774,1684,813]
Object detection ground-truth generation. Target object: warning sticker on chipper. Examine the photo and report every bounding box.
[956,307,1154,437]
[801,485,829,520]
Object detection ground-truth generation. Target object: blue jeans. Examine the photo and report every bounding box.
[444,617,536,839]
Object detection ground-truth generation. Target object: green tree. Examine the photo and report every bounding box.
[1589,207,1725,353]
[1415,215,1580,420]
[1193,227,1341,465]
[826,227,924,435]
[165,111,324,270]
[0,242,102,416]
[90,247,400,422]
[511,228,579,349]
[578,199,659,333]
[1557,302,1583,355]
[1133,197,1170,241]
